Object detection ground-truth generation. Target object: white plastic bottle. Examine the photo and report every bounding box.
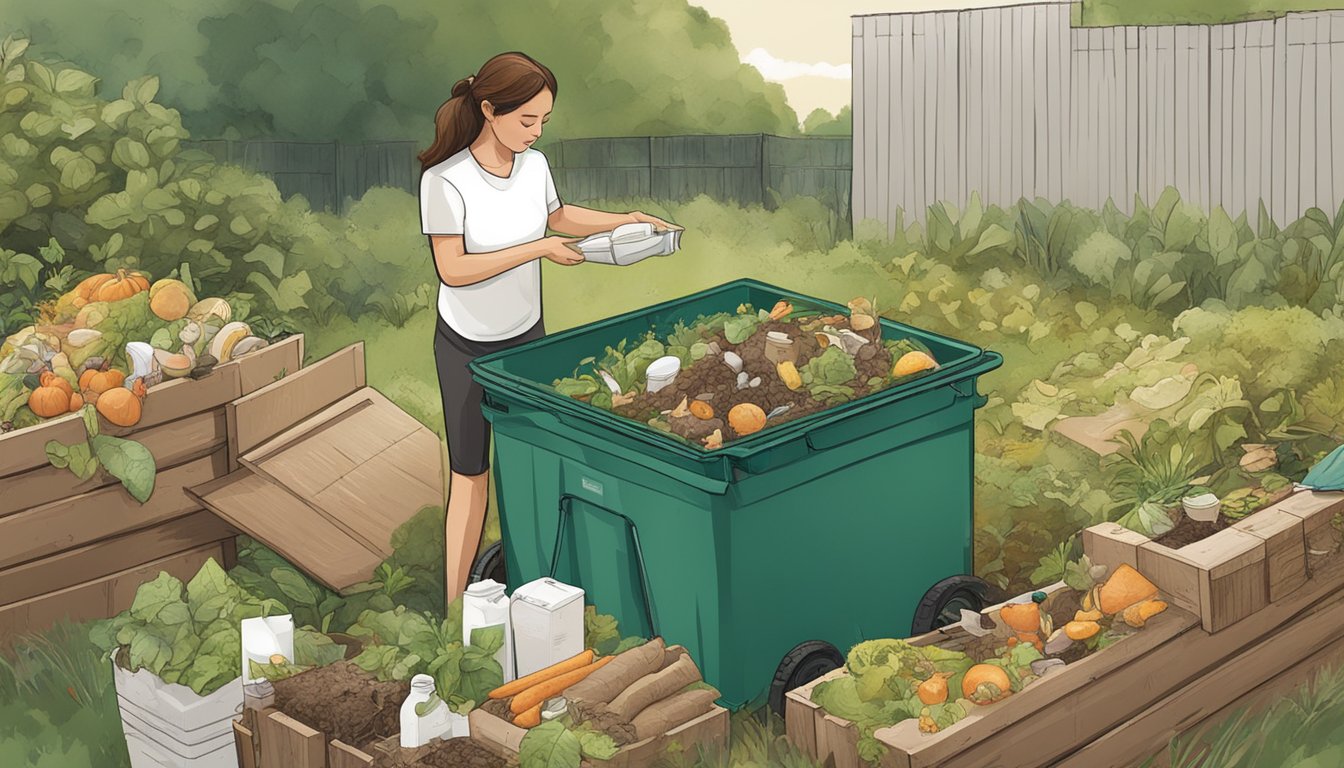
[463,579,515,682]
[400,674,452,748]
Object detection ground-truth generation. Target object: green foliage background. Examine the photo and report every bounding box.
[4,0,799,142]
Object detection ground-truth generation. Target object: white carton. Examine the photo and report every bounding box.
[573,222,682,266]
[510,578,585,678]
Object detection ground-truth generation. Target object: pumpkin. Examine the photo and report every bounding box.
[72,272,115,303]
[999,601,1040,634]
[29,384,70,418]
[96,386,143,427]
[68,391,84,411]
[79,368,97,391]
[727,403,767,436]
[689,400,714,420]
[961,664,1012,705]
[92,269,151,303]
[40,371,73,396]
[85,368,125,394]
[1098,564,1159,615]
[149,279,195,321]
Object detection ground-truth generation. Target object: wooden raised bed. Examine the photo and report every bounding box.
[0,334,446,643]
[233,707,378,768]
[0,335,303,644]
[468,645,731,768]
[787,516,1344,768]
[1083,489,1344,631]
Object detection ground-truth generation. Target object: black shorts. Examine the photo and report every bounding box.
[433,314,546,476]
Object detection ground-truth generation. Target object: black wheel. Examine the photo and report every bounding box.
[768,640,844,718]
[911,575,992,635]
[469,542,507,587]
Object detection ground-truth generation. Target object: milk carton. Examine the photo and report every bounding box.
[510,579,585,678]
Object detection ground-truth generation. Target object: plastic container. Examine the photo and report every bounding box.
[240,614,294,684]
[644,356,681,393]
[1183,493,1221,522]
[470,279,1003,708]
[575,223,682,266]
[510,578,585,678]
[463,579,515,682]
[111,651,242,768]
[400,674,455,748]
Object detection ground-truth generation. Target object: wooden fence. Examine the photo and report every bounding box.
[181,135,853,214]
[853,2,1344,229]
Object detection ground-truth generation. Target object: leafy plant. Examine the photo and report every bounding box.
[45,405,155,502]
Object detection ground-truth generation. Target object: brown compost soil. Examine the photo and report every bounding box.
[271,661,409,749]
[609,317,898,444]
[1151,514,1228,549]
[479,696,514,720]
[370,737,506,768]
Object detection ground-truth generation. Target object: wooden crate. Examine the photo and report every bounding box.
[785,545,1344,768]
[0,337,301,642]
[468,644,729,767]
[1082,488,1332,633]
[233,708,377,768]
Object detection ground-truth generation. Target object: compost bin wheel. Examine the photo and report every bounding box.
[768,640,844,718]
[469,542,507,587]
[911,575,992,635]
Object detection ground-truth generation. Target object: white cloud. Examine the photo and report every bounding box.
[742,48,852,81]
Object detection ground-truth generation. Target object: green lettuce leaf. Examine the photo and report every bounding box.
[519,721,581,768]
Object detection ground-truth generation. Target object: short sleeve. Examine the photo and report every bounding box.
[420,172,465,235]
[543,156,562,214]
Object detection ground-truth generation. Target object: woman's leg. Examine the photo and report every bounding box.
[445,469,490,604]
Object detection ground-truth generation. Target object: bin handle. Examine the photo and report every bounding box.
[803,380,976,453]
[551,494,658,637]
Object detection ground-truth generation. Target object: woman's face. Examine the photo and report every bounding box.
[485,88,553,153]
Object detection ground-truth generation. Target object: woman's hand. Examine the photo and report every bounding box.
[541,235,585,265]
[627,211,679,231]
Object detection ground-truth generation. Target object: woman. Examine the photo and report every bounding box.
[419,51,673,606]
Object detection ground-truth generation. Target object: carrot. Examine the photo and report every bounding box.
[510,656,614,715]
[513,703,542,729]
[488,650,595,700]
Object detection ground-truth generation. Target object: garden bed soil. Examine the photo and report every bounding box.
[371,737,506,768]
[272,661,409,749]
[610,317,895,443]
[1152,515,1228,549]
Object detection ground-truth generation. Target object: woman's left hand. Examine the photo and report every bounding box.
[628,211,679,231]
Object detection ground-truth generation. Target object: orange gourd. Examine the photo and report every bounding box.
[29,385,71,418]
[96,386,143,427]
[79,368,98,391]
[92,269,151,303]
[690,400,714,420]
[1098,564,1159,615]
[40,371,73,396]
[728,403,767,436]
[86,369,125,394]
[73,272,115,303]
[68,391,84,411]
[961,665,1012,705]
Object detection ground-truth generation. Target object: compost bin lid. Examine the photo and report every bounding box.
[186,345,444,593]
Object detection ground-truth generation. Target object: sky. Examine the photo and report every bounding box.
[694,0,1022,120]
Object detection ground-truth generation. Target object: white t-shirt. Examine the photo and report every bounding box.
[420,147,562,342]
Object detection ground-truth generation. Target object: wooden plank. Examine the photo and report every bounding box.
[864,16,879,227]
[229,334,304,396]
[235,719,258,768]
[1,407,227,516]
[0,509,235,605]
[876,15,892,231]
[0,541,224,642]
[1056,581,1344,768]
[1083,522,1151,576]
[599,707,729,768]
[226,342,365,466]
[1233,507,1308,602]
[188,469,383,592]
[0,412,84,479]
[260,710,326,768]
[0,450,229,569]
[327,740,374,768]
[786,667,844,762]
[852,17,866,222]
[1275,490,1344,557]
[240,390,421,500]
[1272,16,1288,225]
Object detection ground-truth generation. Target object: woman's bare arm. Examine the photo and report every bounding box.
[430,234,582,287]
[547,205,675,236]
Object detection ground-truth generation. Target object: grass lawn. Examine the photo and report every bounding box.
[1080,0,1343,26]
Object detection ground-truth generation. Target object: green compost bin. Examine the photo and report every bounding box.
[470,279,1003,711]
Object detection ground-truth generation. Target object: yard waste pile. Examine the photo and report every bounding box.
[550,294,942,448]
[809,560,1167,765]
[1,267,275,433]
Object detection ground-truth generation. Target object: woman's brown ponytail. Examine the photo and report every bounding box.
[419,52,558,171]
